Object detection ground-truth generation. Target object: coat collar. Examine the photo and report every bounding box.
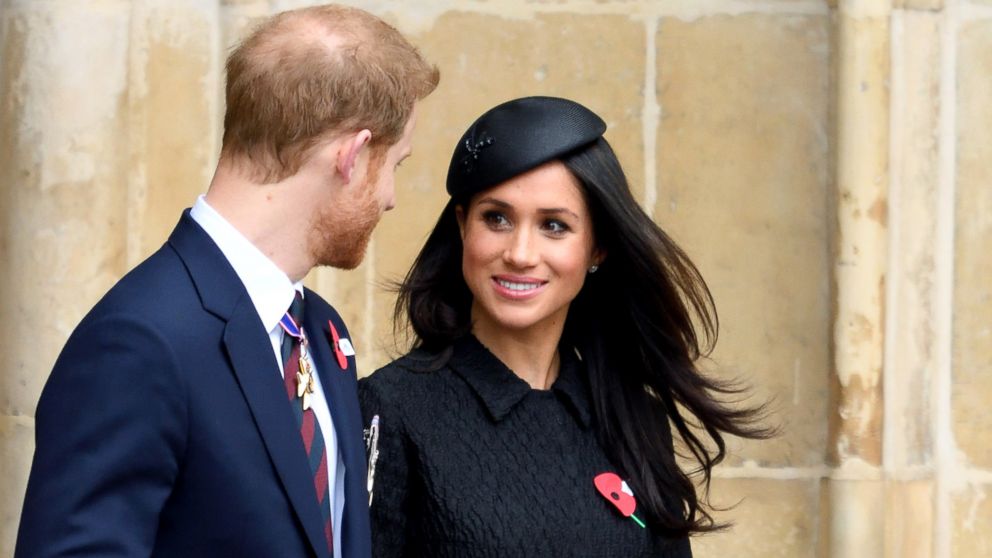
[167,210,244,320]
[448,335,592,428]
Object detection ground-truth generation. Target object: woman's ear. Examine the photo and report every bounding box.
[591,247,606,268]
[454,205,467,240]
[335,129,373,183]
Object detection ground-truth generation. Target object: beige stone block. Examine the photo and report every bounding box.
[953,20,992,469]
[0,1,132,417]
[306,252,381,376]
[126,1,220,262]
[656,14,831,467]
[951,482,992,557]
[824,478,886,558]
[831,0,893,16]
[0,416,36,557]
[220,0,270,54]
[359,11,647,372]
[692,477,822,558]
[894,0,944,10]
[884,480,934,558]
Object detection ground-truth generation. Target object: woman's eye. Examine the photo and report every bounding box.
[544,219,570,235]
[482,211,510,229]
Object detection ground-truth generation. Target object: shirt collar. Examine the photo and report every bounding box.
[448,335,593,428]
[189,195,302,332]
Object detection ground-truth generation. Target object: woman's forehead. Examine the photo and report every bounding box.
[471,162,588,211]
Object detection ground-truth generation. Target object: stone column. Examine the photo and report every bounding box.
[124,0,222,264]
[0,1,134,554]
[827,0,891,556]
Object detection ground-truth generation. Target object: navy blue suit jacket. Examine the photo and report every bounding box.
[16,212,372,558]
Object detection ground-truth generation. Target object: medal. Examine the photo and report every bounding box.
[297,341,315,411]
[296,370,307,398]
[279,298,316,412]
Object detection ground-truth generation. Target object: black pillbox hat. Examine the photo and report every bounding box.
[445,96,607,199]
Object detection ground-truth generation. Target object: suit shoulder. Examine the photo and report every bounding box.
[82,245,196,323]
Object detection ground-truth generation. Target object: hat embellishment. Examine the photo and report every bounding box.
[461,133,494,174]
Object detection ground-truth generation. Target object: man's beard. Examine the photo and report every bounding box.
[308,182,381,270]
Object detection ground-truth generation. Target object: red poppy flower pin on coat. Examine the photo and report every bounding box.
[327,320,354,371]
[594,472,646,528]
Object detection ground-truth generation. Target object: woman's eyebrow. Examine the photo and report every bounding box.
[537,207,580,219]
[476,197,511,208]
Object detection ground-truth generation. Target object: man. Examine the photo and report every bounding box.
[15,5,438,557]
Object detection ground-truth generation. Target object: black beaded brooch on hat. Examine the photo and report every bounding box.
[445,96,607,199]
[460,133,495,174]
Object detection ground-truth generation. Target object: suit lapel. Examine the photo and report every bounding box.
[304,316,360,469]
[223,299,331,558]
[303,305,367,555]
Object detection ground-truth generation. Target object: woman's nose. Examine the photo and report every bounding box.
[502,228,539,268]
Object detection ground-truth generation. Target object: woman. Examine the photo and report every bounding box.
[359,96,769,557]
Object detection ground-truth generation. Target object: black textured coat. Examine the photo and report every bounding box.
[359,335,692,557]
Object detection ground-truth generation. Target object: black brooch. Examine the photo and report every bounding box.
[460,133,494,174]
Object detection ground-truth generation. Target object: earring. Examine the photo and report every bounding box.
[588,265,599,274]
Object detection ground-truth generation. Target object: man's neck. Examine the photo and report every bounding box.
[204,164,314,283]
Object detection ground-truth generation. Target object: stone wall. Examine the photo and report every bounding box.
[1,1,989,556]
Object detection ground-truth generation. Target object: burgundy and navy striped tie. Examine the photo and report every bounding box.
[281,292,333,555]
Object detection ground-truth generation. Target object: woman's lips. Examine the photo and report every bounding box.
[491,275,547,300]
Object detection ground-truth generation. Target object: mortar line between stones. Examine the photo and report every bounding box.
[933,2,959,557]
[641,16,658,218]
[713,464,992,482]
[711,465,831,480]
[365,0,828,22]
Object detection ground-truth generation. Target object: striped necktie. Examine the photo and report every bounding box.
[281,292,333,555]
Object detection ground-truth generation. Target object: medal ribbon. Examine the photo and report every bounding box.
[279,312,303,340]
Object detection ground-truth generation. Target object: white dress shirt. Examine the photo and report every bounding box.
[191,196,345,558]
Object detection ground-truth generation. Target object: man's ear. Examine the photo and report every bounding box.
[335,129,373,183]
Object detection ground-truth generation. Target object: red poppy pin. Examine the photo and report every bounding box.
[327,320,354,371]
[594,472,646,528]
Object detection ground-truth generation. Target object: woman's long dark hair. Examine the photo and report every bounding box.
[395,137,771,536]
